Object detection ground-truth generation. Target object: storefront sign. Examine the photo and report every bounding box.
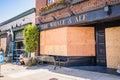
[39,14,87,30]
[39,4,120,30]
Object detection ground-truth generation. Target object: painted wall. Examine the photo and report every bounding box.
[0,38,7,52]
[105,26,120,69]
[0,13,35,31]
[40,27,95,56]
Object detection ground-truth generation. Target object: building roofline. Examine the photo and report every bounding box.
[0,8,36,26]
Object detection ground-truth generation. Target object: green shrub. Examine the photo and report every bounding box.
[31,58,37,66]
[23,24,39,56]
[4,57,9,63]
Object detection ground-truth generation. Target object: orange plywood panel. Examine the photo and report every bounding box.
[44,45,67,56]
[40,45,45,54]
[40,27,67,56]
[0,38,7,52]
[45,27,67,45]
[67,27,95,56]
[40,31,46,46]
[40,27,95,56]
[105,26,120,69]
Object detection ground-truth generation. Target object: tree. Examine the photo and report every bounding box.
[23,24,39,56]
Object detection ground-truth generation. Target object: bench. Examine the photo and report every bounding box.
[37,56,70,69]
[37,55,57,70]
[55,56,70,67]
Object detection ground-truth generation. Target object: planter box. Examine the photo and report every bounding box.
[23,57,30,65]
[40,4,66,16]
[71,0,88,5]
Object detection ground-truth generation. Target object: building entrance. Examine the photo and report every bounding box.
[12,40,25,62]
[95,24,106,66]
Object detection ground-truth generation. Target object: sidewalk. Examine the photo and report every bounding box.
[1,63,120,80]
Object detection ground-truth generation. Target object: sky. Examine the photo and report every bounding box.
[0,0,35,23]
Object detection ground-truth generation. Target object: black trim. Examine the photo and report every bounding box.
[41,55,96,67]
[38,30,40,56]
[95,23,106,66]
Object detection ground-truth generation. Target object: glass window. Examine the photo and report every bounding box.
[47,0,57,5]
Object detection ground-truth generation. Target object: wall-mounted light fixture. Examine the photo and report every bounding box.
[104,2,111,15]
[66,0,75,16]
[38,17,44,24]
[40,21,43,24]
[22,17,32,24]
[66,0,72,5]
[69,9,75,16]
[52,16,57,20]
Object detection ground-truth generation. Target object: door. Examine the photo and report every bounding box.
[95,25,106,66]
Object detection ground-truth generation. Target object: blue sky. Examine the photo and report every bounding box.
[0,0,35,23]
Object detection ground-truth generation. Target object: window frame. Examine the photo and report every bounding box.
[47,0,57,5]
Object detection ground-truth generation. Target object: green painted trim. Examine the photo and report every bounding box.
[0,31,7,36]
[0,8,35,26]
[14,38,24,41]
[13,23,29,31]
[0,34,7,38]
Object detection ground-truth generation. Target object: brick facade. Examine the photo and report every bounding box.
[36,0,47,24]
[36,0,120,23]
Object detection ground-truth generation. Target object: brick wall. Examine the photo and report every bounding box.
[36,0,47,24]
[105,26,120,69]
[36,0,120,23]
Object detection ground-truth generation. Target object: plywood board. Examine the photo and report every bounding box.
[105,26,120,69]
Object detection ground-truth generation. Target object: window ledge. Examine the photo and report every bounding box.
[71,0,88,5]
[40,4,66,16]
[40,0,88,16]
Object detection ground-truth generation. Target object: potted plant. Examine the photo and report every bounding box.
[23,24,39,65]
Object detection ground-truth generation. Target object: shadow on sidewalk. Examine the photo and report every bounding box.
[69,66,120,76]
[26,64,120,78]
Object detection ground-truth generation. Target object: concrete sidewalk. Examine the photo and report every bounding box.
[1,64,120,80]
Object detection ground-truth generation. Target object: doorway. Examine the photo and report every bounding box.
[95,24,106,66]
